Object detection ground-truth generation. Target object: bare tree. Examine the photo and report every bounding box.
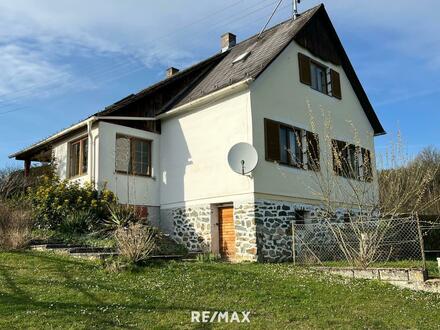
[288,110,440,268]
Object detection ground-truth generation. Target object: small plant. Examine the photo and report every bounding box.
[100,204,140,235]
[0,203,32,250]
[59,210,98,235]
[154,232,188,256]
[114,223,156,264]
[196,252,219,263]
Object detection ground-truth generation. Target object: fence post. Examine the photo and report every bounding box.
[292,222,296,265]
[415,214,427,270]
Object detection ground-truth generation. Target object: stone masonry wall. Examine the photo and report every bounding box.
[234,202,258,261]
[254,199,321,262]
[172,205,212,252]
[163,199,351,263]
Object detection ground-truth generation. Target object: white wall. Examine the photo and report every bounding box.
[52,126,99,186]
[250,41,378,205]
[53,121,160,207]
[159,90,254,208]
[97,121,160,206]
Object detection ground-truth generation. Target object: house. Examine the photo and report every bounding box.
[10,4,385,262]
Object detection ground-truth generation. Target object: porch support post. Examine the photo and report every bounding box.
[24,159,31,177]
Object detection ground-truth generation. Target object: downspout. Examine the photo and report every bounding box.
[86,116,97,186]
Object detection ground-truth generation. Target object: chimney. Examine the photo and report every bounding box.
[166,67,179,78]
[221,32,236,52]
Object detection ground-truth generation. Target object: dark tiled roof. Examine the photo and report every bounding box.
[161,6,318,112]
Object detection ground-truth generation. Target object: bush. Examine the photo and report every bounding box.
[0,203,32,250]
[115,223,156,264]
[27,175,116,230]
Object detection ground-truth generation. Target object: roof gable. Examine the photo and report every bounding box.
[157,4,384,135]
[293,7,385,135]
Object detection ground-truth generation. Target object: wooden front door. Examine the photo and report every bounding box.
[219,207,236,260]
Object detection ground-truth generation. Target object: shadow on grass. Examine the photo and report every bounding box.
[0,252,232,327]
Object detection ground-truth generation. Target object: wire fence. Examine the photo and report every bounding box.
[292,217,425,269]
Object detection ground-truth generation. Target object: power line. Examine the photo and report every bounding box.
[0,0,271,106]
[0,0,290,117]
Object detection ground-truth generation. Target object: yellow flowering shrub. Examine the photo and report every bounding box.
[27,175,116,230]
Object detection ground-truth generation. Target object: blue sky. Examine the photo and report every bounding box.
[0,0,439,168]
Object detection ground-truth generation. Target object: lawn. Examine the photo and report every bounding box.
[0,252,439,329]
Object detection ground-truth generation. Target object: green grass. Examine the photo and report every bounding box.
[0,252,439,329]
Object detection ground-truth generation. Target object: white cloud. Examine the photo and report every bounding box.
[0,44,73,97]
[0,0,439,105]
[0,0,277,102]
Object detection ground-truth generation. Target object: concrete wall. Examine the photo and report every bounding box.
[159,90,254,209]
[250,41,379,205]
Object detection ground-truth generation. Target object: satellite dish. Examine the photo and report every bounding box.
[228,143,258,175]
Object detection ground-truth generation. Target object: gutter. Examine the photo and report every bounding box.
[9,116,97,159]
[156,78,254,119]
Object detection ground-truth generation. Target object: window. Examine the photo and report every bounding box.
[332,139,373,181]
[115,135,151,176]
[311,62,327,94]
[265,118,320,171]
[298,53,342,99]
[279,125,302,166]
[69,137,88,178]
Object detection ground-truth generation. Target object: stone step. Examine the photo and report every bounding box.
[69,247,116,254]
[70,252,119,260]
[150,255,184,260]
[29,239,63,245]
[29,244,82,251]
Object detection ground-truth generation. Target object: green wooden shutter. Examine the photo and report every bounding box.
[265,119,281,162]
[298,53,311,86]
[331,69,342,99]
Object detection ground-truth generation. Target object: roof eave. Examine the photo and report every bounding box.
[9,116,96,160]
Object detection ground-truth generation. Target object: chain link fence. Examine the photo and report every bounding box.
[292,217,425,269]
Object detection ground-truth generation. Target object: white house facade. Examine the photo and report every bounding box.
[10,5,385,262]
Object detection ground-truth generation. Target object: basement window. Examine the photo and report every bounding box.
[69,137,88,178]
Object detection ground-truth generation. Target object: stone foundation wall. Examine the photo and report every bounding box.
[234,202,258,261]
[171,205,212,252]
[254,199,321,262]
[160,202,259,260]
[159,198,352,263]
